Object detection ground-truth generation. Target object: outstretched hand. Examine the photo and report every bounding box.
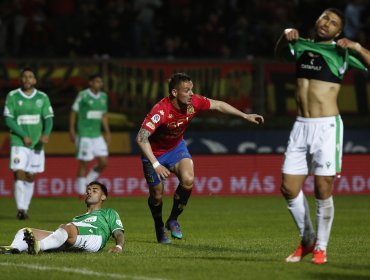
[245,114,264,124]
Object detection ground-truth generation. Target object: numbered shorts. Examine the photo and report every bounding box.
[142,140,192,187]
[76,136,108,161]
[282,116,343,176]
[69,222,103,252]
[10,146,45,173]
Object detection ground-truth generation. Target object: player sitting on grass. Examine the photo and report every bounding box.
[0,181,124,255]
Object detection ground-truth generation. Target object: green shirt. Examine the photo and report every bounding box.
[72,208,124,249]
[3,88,54,150]
[72,89,108,137]
[289,38,368,79]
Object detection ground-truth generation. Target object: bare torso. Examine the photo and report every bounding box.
[296,78,341,117]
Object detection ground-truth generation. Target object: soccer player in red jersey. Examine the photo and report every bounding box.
[136,72,264,243]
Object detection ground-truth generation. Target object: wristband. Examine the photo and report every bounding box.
[152,161,160,169]
[115,245,122,250]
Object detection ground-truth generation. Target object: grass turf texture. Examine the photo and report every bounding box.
[0,196,369,280]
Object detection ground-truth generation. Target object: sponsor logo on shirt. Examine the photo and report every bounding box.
[145,122,155,130]
[84,216,97,223]
[87,111,103,119]
[17,115,40,125]
[151,114,160,123]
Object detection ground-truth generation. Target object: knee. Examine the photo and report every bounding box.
[150,189,163,204]
[280,182,299,200]
[180,174,194,189]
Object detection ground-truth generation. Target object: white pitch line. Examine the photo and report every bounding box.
[0,262,167,280]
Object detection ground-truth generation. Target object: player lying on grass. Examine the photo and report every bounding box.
[0,181,124,255]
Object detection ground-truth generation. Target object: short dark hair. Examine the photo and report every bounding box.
[168,73,192,95]
[87,181,108,197]
[324,8,345,29]
[88,73,102,81]
[21,67,36,77]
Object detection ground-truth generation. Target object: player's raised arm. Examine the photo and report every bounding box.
[337,38,370,68]
[275,28,299,60]
[208,99,264,124]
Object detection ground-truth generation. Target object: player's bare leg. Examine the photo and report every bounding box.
[86,156,107,183]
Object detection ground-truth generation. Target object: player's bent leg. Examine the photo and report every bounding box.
[23,228,40,255]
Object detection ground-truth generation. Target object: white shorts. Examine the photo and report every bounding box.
[10,146,45,173]
[70,222,103,252]
[76,136,108,161]
[282,116,343,176]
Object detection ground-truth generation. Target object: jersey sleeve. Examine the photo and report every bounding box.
[72,92,83,112]
[107,209,124,235]
[193,94,211,111]
[348,50,368,72]
[3,93,14,118]
[140,102,166,133]
[42,95,54,119]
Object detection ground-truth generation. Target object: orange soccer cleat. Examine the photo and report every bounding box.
[286,241,316,262]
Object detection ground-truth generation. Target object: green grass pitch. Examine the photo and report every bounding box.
[0,195,370,280]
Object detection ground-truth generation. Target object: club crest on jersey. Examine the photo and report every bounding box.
[151,114,160,123]
[187,105,195,115]
[36,99,43,108]
[168,114,173,119]
[145,121,155,130]
[18,101,23,106]
[84,216,97,223]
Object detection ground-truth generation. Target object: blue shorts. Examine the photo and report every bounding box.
[142,140,191,187]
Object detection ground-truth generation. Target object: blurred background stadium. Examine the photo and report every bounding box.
[0,0,369,196]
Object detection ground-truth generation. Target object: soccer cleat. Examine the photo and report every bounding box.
[23,228,40,255]
[286,241,315,262]
[312,249,327,264]
[155,226,171,244]
[0,246,20,254]
[16,210,29,220]
[165,219,183,239]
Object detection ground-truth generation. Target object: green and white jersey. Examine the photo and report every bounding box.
[72,208,124,249]
[289,38,368,80]
[4,88,54,150]
[72,89,108,138]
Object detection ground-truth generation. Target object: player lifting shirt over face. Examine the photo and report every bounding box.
[275,8,370,265]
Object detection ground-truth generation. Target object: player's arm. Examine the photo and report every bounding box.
[5,117,32,146]
[108,229,124,253]
[208,99,264,124]
[39,117,53,144]
[275,28,299,60]
[337,38,370,68]
[102,113,111,144]
[69,110,77,142]
[136,127,171,179]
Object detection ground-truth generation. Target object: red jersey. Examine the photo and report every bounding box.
[141,94,211,156]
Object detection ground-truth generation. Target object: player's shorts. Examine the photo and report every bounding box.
[10,146,45,173]
[76,136,108,161]
[69,222,103,252]
[282,115,343,176]
[142,140,192,187]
